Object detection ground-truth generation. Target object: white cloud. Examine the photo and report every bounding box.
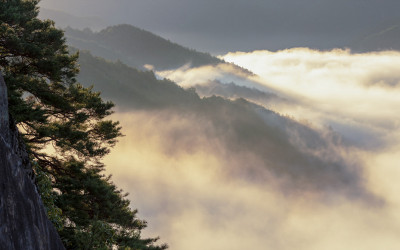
[103,114,400,250]
[221,48,400,136]
[156,62,260,89]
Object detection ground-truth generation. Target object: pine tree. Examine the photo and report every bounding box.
[0,0,167,249]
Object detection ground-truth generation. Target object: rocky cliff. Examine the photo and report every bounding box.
[0,73,65,250]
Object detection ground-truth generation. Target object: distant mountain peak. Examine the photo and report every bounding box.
[65,24,223,70]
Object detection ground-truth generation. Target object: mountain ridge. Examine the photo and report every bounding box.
[66,24,222,70]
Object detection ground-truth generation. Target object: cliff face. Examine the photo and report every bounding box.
[0,73,65,250]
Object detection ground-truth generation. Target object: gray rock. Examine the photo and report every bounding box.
[0,73,65,250]
[0,74,9,144]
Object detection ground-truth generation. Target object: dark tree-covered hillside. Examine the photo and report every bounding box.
[65,24,222,70]
[77,50,201,110]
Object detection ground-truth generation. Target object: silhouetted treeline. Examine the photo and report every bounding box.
[76,51,371,199]
[66,25,222,70]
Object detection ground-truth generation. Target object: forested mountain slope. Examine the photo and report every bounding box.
[76,51,372,199]
[66,25,222,70]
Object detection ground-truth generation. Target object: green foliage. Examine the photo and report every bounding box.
[53,159,166,249]
[74,220,115,250]
[33,161,63,231]
[0,0,166,249]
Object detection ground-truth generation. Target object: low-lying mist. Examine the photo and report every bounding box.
[100,48,400,249]
[104,111,399,250]
[222,48,400,147]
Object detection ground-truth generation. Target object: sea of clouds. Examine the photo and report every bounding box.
[105,48,400,250]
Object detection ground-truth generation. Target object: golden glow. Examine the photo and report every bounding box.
[103,49,400,249]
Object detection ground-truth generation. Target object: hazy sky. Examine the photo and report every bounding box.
[38,0,400,53]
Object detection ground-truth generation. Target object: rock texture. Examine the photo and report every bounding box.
[0,73,65,250]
